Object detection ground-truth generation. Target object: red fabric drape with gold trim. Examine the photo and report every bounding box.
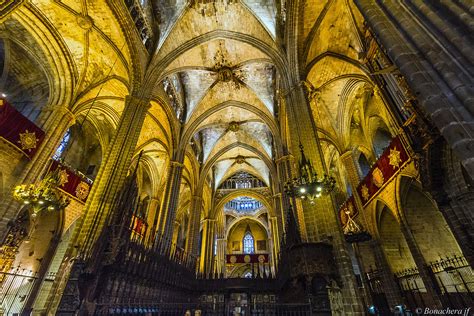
[0,98,45,158]
[226,254,269,264]
[48,160,92,202]
[356,136,409,206]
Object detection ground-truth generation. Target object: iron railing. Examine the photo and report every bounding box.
[0,267,38,315]
[393,255,473,310]
[93,302,313,315]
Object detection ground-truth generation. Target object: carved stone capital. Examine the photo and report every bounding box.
[275,155,293,164]
[43,105,76,123]
[169,160,184,168]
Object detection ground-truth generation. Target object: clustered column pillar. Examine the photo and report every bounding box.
[271,194,284,249]
[354,0,474,177]
[399,222,443,308]
[285,85,364,314]
[145,197,160,245]
[339,151,367,222]
[370,240,404,307]
[75,95,151,255]
[156,160,183,250]
[185,195,203,263]
[339,151,374,306]
[171,220,180,252]
[215,238,226,276]
[275,154,307,240]
[438,198,474,267]
[199,218,216,277]
[269,216,279,273]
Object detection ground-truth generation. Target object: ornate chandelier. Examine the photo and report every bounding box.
[284,144,336,204]
[13,168,70,214]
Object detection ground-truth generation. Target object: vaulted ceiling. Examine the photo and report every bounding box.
[139,0,381,201]
[2,0,390,212]
[149,1,281,194]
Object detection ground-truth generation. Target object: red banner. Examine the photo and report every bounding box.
[356,136,409,205]
[0,98,45,158]
[226,254,269,264]
[339,196,356,227]
[48,160,92,203]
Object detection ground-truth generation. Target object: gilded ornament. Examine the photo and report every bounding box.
[228,121,240,132]
[76,15,93,30]
[258,255,265,263]
[361,185,369,201]
[58,169,69,187]
[372,167,384,188]
[235,155,245,164]
[75,181,90,200]
[244,255,251,263]
[18,130,39,151]
[388,147,402,169]
[229,255,237,264]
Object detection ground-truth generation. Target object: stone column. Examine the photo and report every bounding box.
[339,151,367,215]
[216,238,226,276]
[354,0,474,178]
[399,223,443,308]
[75,95,151,255]
[145,197,160,246]
[291,86,364,314]
[171,220,180,251]
[275,155,308,240]
[440,196,474,267]
[340,151,375,301]
[409,0,472,64]
[352,244,372,306]
[0,105,75,239]
[379,0,472,109]
[269,216,279,270]
[199,219,216,277]
[185,195,203,258]
[371,240,404,308]
[156,160,183,248]
[271,194,284,248]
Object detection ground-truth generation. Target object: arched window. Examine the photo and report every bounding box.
[373,129,392,158]
[53,129,71,159]
[243,232,254,254]
[358,154,371,178]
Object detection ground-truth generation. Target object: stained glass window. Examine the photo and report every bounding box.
[243,232,254,254]
[53,129,71,159]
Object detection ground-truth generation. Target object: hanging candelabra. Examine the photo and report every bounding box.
[284,144,336,204]
[13,167,70,215]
